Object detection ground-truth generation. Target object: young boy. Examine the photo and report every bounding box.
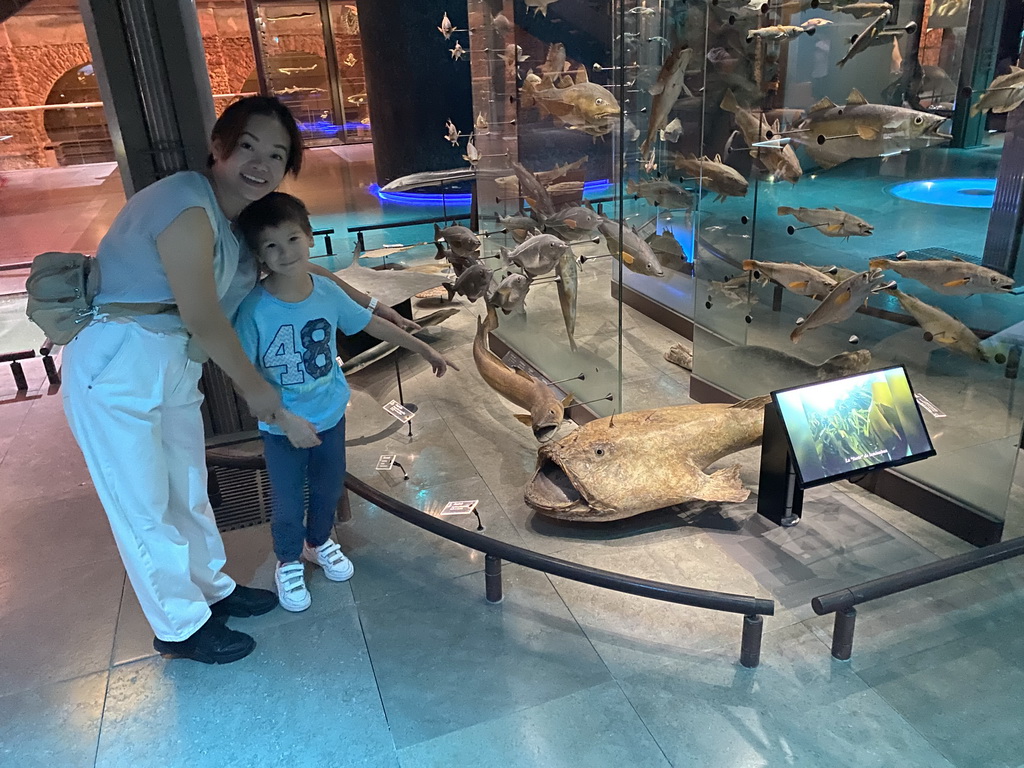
[235,192,456,611]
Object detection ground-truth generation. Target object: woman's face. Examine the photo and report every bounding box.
[211,113,292,209]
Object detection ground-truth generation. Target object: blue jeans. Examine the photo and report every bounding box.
[261,418,347,563]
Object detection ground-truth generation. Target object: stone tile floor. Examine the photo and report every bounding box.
[1,303,1022,767]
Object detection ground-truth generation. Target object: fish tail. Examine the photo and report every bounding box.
[969,102,983,117]
[499,246,512,268]
[443,282,456,302]
[777,206,795,215]
[720,89,738,114]
[790,326,803,343]
[730,394,772,411]
[868,258,889,270]
[484,303,499,333]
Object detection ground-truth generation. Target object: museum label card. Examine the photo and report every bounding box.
[376,455,396,471]
[440,500,479,516]
[383,399,415,423]
[915,393,946,419]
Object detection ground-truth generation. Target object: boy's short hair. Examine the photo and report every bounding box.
[237,192,313,253]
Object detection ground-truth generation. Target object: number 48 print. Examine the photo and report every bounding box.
[262,318,334,385]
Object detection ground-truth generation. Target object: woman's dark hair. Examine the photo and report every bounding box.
[207,96,304,176]
[236,192,313,252]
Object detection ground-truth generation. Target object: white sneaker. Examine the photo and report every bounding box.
[274,561,311,612]
[302,539,354,582]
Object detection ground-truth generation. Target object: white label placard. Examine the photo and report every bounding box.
[915,393,947,419]
[383,399,415,423]
[441,500,479,516]
[376,455,396,471]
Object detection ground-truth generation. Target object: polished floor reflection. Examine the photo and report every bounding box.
[1,145,1023,768]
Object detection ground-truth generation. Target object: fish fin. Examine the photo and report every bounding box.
[789,280,810,290]
[943,277,971,287]
[790,326,803,343]
[720,89,738,113]
[741,260,757,271]
[777,206,794,215]
[693,465,750,504]
[808,96,837,113]
[621,250,635,265]
[856,125,881,140]
[731,394,772,410]
[826,223,845,233]
[868,258,889,269]
[513,414,533,425]
[931,331,957,344]
[834,291,853,306]
[565,219,578,229]
[1011,65,1023,73]
[443,282,456,302]
[846,88,869,105]
[714,153,723,163]
[561,393,574,407]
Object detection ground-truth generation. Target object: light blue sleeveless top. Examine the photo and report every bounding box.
[93,171,257,333]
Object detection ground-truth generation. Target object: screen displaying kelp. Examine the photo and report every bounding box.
[773,367,936,487]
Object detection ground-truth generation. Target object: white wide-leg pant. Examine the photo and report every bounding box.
[62,320,235,641]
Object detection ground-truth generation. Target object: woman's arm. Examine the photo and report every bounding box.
[158,208,319,446]
[363,315,458,377]
[309,262,422,333]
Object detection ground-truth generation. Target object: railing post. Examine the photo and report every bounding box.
[485,554,503,603]
[740,614,763,668]
[831,607,857,661]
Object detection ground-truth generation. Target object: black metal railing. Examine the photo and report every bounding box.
[812,535,1024,660]
[345,473,775,667]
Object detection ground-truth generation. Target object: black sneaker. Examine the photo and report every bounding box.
[153,617,256,664]
[209,584,279,620]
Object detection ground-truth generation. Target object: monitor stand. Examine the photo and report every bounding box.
[757,403,804,527]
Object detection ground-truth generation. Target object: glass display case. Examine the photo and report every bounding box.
[338,0,1021,544]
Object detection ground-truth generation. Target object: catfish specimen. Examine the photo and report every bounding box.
[473,307,572,442]
[525,396,771,521]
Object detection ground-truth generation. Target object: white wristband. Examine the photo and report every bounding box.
[367,297,379,313]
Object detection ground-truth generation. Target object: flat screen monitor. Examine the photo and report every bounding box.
[771,365,936,489]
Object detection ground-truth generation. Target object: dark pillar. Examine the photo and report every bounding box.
[80,0,215,196]
[355,0,473,186]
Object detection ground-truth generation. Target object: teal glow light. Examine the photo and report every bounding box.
[889,178,996,209]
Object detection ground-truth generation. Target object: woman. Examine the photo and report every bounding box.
[62,96,407,664]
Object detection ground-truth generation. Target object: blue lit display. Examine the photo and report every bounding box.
[369,180,613,207]
[296,119,370,137]
[888,178,996,209]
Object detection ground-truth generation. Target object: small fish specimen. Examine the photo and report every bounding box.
[639,46,693,160]
[474,307,571,442]
[437,11,454,39]
[443,262,492,303]
[833,1,893,17]
[791,270,891,342]
[525,396,773,521]
[444,119,460,146]
[671,154,749,201]
[837,11,891,68]
[498,214,542,243]
[542,206,602,240]
[450,41,466,61]
[888,289,988,362]
[742,259,839,297]
[555,248,579,351]
[492,12,514,34]
[647,231,687,269]
[475,112,489,131]
[463,134,480,166]
[792,88,949,169]
[510,160,556,218]
[500,233,570,277]
[777,206,874,239]
[521,67,621,138]
[539,43,567,77]
[342,53,357,67]
[801,17,835,28]
[596,217,665,277]
[487,272,532,314]
[664,343,693,370]
[747,25,809,42]
[626,178,694,209]
[869,255,1015,295]
[434,223,481,260]
[499,44,530,79]
[971,66,1024,116]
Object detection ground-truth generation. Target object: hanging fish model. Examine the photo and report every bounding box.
[971,66,1024,116]
[777,206,874,239]
[837,11,891,68]
[791,270,892,342]
[639,46,693,161]
[869,255,1015,295]
[791,89,949,169]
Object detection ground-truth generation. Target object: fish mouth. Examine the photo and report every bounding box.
[525,456,608,520]
[533,424,559,443]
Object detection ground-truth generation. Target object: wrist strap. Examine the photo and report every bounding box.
[367,296,379,313]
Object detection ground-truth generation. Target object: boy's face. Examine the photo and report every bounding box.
[255,222,314,278]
